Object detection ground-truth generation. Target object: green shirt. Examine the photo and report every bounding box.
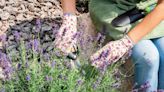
[89,0,164,40]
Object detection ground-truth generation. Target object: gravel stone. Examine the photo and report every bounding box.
[1,11,10,20]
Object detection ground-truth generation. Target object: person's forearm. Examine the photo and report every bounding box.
[128,4,164,44]
[61,0,76,14]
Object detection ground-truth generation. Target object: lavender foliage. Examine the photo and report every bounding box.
[0,18,133,92]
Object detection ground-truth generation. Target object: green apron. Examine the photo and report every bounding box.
[89,0,164,40]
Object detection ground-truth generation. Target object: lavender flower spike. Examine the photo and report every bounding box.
[13,31,20,41]
[35,18,41,32]
[0,34,7,42]
[51,61,56,68]
[30,39,40,52]
[26,74,31,81]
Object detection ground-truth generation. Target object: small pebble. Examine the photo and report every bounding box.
[1,11,10,20]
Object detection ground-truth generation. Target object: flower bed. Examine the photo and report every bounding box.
[0,18,123,92]
[0,0,135,92]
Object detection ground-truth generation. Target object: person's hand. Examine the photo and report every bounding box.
[90,35,134,70]
[54,13,77,55]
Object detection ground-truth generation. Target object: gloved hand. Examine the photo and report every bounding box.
[54,13,78,55]
[90,35,134,70]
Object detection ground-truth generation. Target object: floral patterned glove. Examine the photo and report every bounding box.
[54,13,77,55]
[90,35,134,70]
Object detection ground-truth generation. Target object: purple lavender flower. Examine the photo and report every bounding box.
[13,31,20,41]
[0,34,6,42]
[30,39,40,52]
[26,74,31,81]
[3,66,13,75]
[34,39,39,51]
[99,62,108,72]
[26,42,32,50]
[76,79,83,86]
[17,63,21,70]
[36,19,41,25]
[53,23,60,35]
[0,52,5,61]
[35,18,41,32]
[45,75,53,81]
[25,61,29,68]
[43,53,50,61]
[51,61,56,68]
[113,69,121,81]
[92,83,98,89]
[92,77,102,89]
[45,75,49,81]
[0,52,10,68]
[0,52,12,79]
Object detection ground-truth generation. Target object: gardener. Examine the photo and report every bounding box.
[55,0,164,91]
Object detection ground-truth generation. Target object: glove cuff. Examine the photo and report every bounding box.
[121,35,134,48]
[63,13,77,24]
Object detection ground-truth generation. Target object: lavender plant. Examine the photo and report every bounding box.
[0,18,131,92]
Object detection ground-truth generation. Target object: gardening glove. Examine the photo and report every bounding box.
[90,35,134,70]
[54,13,78,56]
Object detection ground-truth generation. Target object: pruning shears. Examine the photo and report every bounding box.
[67,46,81,69]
